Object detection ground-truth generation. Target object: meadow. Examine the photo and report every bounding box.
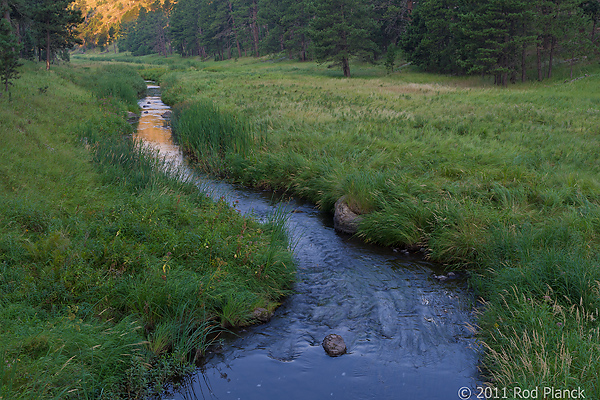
[0,61,294,398]
[73,52,600,397]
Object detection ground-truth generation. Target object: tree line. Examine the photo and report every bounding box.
[1,0,598,89]
[119,0,598,82]
[402,0,599,85]
[120,0,414,78]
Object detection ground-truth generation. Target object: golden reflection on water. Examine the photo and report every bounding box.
[137,112,171,144]
[135,95,185,166]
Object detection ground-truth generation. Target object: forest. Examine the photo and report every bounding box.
[113,0,599,82]
[3,0,599,84]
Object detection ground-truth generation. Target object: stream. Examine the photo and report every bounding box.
[137,85,481,400]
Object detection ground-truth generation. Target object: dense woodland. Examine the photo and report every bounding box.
[1,0,599,83]
[119,0,599,82]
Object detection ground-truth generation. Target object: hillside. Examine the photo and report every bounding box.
[75,0,166,49]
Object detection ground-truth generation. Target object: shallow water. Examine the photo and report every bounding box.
[136,87,481,400]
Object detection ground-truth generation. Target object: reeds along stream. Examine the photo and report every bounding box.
[136,86,481,400]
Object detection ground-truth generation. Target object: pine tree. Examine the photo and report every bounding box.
[309,0,378,77]
[259,0,310,60]
[371,0,412,47]
[31,0,82,70]
[0,16,21,95]
[170,0,201,56]
[534,0,587,80]
[457,0,536,86]
[581,0,600,41]
[400,0,460,74]
[0,0,20,95]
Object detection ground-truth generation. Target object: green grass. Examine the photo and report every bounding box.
[69,52,600,397]
[0,61,295,398]
[171,100,261,164]
[150,55,599,396]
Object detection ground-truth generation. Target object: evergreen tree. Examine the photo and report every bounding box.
[457,0,536,86]
[259,0,310,60]
[400,0,460,74]
[560,1,594,78]
[309,0,378,77]
[122,5,169,56]
[534,0,587,80]
[170,0,203,56]
[581,0,600,41]
[108,24,117,53]
[0,8,21,95]
[371,0,412,54]
[31,0,82,70]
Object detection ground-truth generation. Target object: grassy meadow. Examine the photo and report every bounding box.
[72,52,600,397]
[0,61,294,398]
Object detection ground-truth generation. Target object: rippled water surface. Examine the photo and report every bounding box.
[137,87,481,400]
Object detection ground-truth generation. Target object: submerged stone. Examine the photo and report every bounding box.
[322,334,347,357]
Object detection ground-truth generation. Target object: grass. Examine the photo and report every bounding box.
[171,100,261,163]
[72,52,600,397]
[0,61,295,398]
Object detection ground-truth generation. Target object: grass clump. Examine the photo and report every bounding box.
[172,100,256,161]
[56,63,147,110]
[0,61,294,398]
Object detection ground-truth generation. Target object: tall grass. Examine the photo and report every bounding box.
[146,56,600,394]
[55,64,147,109]
[171,100,260,165]
[0,61,295,398]
[66,52,600,395]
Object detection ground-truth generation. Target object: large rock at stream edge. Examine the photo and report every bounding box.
[333,196,362,234]
[322,334,347,357]
[252,307,273,323]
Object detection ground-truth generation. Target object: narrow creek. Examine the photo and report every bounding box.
[137,85,481,400]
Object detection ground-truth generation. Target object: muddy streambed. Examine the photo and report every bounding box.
[137,86,481,400]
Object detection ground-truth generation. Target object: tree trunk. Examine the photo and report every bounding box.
[301,35,307,61]
[46,29,51,70]
[547,37,555,79]
[228,2,242,59]
[2,0,10,25]
[251,1,259,57]
[536,43,542,81]
[570,57,574,79]
[342,57,350,78]
[521,43,526,83]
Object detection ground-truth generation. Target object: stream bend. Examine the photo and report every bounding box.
[136,86,481,400]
